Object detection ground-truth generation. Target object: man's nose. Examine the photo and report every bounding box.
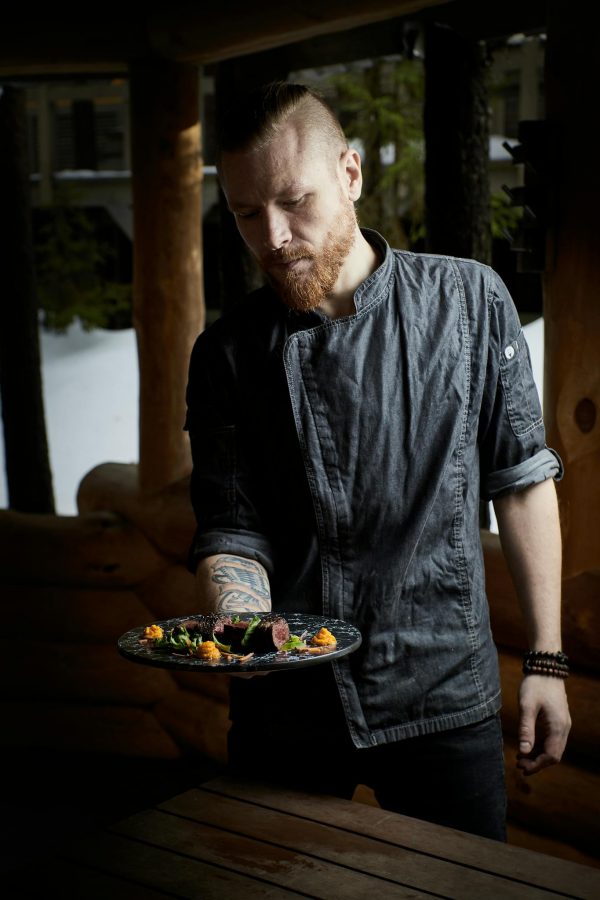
[263,209,291,250]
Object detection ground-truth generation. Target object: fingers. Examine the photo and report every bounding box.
[517,722,569,775]
[516,748,562,776]
[516,677,571,776]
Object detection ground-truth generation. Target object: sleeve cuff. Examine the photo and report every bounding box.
[483,446,564,501]
[187,528,275,575]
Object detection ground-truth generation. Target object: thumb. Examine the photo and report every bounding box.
[519,705,535,754]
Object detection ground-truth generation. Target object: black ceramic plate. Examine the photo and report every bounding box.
[117,612,362,673]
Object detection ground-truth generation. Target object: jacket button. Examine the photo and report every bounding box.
[504,344,516,360]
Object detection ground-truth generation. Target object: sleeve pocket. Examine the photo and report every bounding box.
[499,330,543,438]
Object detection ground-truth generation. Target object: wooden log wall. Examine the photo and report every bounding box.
[543,0,600,581]
[0,463,598,867]
[0,462,230,764]
[483,530,600,866]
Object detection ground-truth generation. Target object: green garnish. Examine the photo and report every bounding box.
[153,627,202,654]
[241,615,262,647]
[213,635,232,652]
[279,633,307,651]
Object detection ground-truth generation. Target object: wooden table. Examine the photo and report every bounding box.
[32,775,600,899]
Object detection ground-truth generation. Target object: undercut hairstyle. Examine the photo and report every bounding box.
[216,81,348,168]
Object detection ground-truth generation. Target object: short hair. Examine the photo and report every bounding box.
[216,81,348,165]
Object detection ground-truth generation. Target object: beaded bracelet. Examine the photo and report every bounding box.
[522,650,570,679]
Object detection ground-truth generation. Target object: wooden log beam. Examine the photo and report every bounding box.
[154,689,231,763]
[0,509,167,587]
[543,0,600,578]
[129,60,204,495]
[172,671,231,704]
[504,736,600,858]
[0,585,153,642]
[483,530,600,674]
[507,821,600,871]
[77,463,196,562]
[147,0,446,65]
[135,563,197,621]
[0,702,182,758]
[0,2,550,79]
[0,3,446,76]
[0,642,178,706]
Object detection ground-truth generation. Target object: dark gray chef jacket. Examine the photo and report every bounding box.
[184,229,563,749]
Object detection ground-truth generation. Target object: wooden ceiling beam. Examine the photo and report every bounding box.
[0,1,447,78]
[146,0,447,65]
[0,1,547,81]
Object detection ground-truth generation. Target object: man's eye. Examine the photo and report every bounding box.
[284,196,304,207]
[236,210,258,220]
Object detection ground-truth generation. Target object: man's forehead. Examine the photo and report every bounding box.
[220,125,337,204]
[226,122,312,165]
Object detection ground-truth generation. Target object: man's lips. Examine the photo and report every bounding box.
[264,251,314,271]
[264,259,312,280]
[273,258,306,271]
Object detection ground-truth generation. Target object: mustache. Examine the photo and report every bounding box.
[263,247,315,266]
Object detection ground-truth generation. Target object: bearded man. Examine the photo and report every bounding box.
[184,82,570,842]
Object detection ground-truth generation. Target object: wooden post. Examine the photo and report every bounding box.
[544,2,600,578]
[0,84,55,513]
[129,60,204,494]
[423,22,492,265]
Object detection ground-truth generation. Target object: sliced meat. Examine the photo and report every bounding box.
[221,620,250,651]
[248,615,290,652]
[176,615,232,642]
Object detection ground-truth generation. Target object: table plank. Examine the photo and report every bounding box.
[199,776,600,900]
[58,830,308,899]
[157,787,565,900]
[110,808,437,899]
[12,859,176,899]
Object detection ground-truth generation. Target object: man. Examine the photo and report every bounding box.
[184,82,571,841]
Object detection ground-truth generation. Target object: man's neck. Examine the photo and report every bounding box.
[319,229,380,319]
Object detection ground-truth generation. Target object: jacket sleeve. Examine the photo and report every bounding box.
[478,270,563,501]
[183,326,275,575]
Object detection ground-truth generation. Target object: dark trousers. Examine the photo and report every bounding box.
[228,711,507,842]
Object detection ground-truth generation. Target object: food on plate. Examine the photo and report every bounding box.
[175,615,231,642]
[310,627,337,647]
[143,624,164,640]
[241,614,290,653]
[139,613,337,664]
[195,640,221,661]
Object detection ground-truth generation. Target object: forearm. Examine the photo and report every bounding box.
[493,477,562,649]
[194,553,272,616]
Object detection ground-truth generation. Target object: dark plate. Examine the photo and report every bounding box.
[117,612,362,673]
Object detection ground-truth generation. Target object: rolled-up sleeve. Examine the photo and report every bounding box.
[184,326,275,575]
[478,271,564,501]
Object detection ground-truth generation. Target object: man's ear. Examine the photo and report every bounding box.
[340,147,363,202]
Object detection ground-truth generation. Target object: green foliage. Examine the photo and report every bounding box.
[304,58,426,249]
[34,204,132,333]
[297,58,521,255]
[490,191,524,239]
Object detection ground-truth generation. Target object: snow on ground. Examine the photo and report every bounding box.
[0,317,545,526]
[0,321,139,515]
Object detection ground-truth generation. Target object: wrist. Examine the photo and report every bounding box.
[522,649,570,679]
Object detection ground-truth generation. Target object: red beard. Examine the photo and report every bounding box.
[262,203,357,313]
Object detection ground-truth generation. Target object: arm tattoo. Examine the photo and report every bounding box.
[211,556,270,599]
[217,590,271,613]
[209,555,271,614]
